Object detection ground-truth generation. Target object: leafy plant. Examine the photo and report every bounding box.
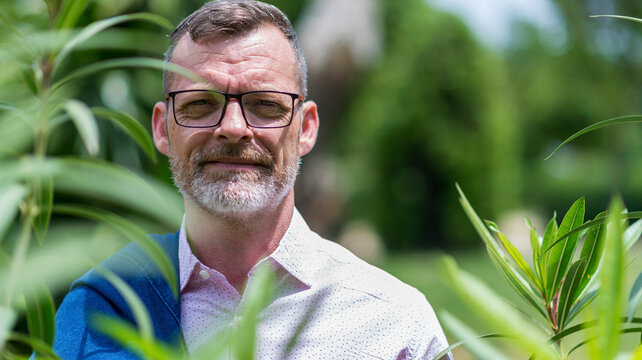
[435,187,642,359]
[0,0,193,358]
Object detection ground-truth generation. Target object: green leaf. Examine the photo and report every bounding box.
[439,311,510,360]
[0,183,27,244]
[456,184,546,317]
[539,214,557,296]
[93,266,154,342]
[574,212,607,299]
[232,262,276,360]
[52,13,173,77]
[623,218,642,251]
[592,197,625,360]
[567,289,598,324]
[0,306,17,354]
[545,115,642,160]
[24,281,56,346]
[544,212,642,254]
[6,331,60,358]
[53,204,178,298]
[486,220,539,288]
[525,218,542,278]
[627,273,642,322]
[590,15,642,24]
[0,157,183,228]
[487,247,547,318]
[547,198,584,302]
[94,315,179,360]
[32,177,54,245]
[92,107,157,162]
[556,259,586,330]
[64,99,100,156]
[52,58,202,93]
[53,0,90,30]
[441,256,559,360]
[430,332,504,360]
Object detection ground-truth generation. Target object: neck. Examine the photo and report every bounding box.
[184,191,295,292]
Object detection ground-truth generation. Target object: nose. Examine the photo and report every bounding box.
[213,99,253,143]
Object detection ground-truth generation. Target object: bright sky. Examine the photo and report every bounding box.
[428,0,565,49]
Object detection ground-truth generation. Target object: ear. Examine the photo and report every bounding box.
[152,101,170,156]
[298,100,319,156]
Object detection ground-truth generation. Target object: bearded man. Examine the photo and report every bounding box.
[52,1,452,359]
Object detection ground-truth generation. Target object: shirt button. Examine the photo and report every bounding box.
[199,269,210,280]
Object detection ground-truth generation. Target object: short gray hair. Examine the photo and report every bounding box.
[163,0,308,97]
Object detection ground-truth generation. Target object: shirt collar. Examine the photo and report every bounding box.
[178,208,317,293]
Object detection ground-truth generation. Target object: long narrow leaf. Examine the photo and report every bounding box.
[590,15,642,24]
[53,13,173,77]
[431,332,505,360]
[232,262,275,360]
[53,0,90,30]
[486,220,540,288]
[623,219,642,251]
[556,259,586,330]
[0,306,16,353]
[439,311,511,360]
[53,204,178,297]
[0,157,182,227]
[93,266,154,342]
[456,184,546,316]
[575,212,607,298]
[545,115,642,160]
[64,99,100,156]
[92,107,157,162]
[525,218,542,279]
[547,198,584,301]
[32,177,54,245]
[593,197,625,360]
[94,315,179,360]
[52,58,202,93]
[567,289,598,325]
[442,256,559,360]
[539,214,558,297]
[487,249,547,318]
[0,183,27,243]
[627,273,642,322]
[24,281,56,346]
[543,211,642,254]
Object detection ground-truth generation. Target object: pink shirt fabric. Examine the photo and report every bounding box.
[179,210,451,359]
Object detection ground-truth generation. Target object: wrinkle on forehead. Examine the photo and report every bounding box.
[170,26,298,92]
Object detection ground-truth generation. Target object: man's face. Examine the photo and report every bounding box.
[152,25,318,218]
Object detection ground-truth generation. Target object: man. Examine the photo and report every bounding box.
[53,1,452,359]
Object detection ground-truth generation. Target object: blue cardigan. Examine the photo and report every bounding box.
[52,232,186,359]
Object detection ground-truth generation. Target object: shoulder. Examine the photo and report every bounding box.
[307,233,431,313]
[73,231,179,291]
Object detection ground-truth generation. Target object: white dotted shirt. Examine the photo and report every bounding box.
[179,210,452,359]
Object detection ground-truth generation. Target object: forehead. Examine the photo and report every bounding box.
[169,25,299,92]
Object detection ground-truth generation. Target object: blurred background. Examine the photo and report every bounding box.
[3,0,641,358]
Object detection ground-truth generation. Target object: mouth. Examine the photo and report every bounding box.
[203,157,267,171]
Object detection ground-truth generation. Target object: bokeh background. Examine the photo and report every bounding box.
[3,0,641,358]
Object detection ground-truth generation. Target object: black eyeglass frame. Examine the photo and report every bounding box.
[165,89,305,129]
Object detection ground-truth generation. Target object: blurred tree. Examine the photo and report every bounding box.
[506,0,642,217]
[336,0,522,250]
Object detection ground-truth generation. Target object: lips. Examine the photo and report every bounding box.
[205,158,266,171]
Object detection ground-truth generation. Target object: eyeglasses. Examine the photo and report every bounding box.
[166,89,304,129]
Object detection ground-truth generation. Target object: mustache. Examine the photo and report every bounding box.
[192,143,274,169]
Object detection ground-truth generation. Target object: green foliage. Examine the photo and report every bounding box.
[0,1,184,358]
[338,0,521,250]
[446,185,642,359]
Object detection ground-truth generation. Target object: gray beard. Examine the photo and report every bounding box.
[169,143,300,220]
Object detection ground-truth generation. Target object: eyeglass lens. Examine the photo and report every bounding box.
[172,90,295,128]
